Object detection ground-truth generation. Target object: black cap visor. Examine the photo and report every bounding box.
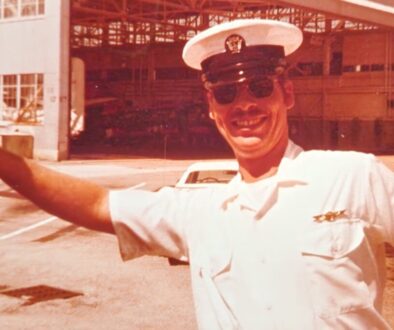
[201,45,286,87]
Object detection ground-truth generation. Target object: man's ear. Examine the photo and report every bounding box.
[205,91,217,120]
[281,80,295,110]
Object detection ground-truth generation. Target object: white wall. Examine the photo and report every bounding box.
[0,0,70,160]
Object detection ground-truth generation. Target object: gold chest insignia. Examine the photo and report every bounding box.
[313,209,346,222]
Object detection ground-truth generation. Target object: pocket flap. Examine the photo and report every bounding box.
[299,220,365,258]
[196,245,232,278]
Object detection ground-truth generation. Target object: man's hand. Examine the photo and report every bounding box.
[0,148,114,234]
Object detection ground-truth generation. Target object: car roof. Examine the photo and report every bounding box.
[175,160,239,188]
[184,160,238,172]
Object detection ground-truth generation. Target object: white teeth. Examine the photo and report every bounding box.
[235,118,262,127]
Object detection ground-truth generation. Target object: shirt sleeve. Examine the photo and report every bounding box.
[109,186,194,261]
[365,155,394,245]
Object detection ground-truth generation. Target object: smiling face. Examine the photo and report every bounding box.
[207,77,294,164]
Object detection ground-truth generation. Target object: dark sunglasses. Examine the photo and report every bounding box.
[207,76,276,105]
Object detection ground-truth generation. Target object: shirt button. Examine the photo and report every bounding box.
[331,244,338,256]
[265,304,272,311]
[261,257,266,264]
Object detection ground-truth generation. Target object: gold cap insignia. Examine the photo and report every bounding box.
[313,210,346,222]
[225,34,246,54]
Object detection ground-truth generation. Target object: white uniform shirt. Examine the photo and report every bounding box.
[110,141,394,330]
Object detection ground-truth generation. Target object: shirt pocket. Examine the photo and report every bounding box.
[300,218,365,259]
[298,218,372,319]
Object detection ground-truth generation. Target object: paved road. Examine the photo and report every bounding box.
[0,159,191,240]
[0,155,393,329]
[0,158,199,330]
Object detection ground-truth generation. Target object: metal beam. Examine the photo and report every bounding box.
[278,0,394,28]
[71,0,392,48]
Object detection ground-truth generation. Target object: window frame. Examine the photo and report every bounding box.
[0,0,45,20]
[0,73,44,124]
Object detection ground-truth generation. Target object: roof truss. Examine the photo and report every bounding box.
[71,0,393,48]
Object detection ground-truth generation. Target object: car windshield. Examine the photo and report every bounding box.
[185,170,237,184]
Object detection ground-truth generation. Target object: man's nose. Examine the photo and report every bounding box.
[233,84,257,112]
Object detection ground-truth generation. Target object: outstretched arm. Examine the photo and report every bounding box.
[0,148,114,234]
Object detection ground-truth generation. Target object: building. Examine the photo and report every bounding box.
[0,0,393,160]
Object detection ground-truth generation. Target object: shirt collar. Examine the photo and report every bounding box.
[220,140,307,212]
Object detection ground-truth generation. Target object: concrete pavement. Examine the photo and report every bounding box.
[0,153,393,329]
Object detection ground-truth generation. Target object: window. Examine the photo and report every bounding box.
[343,63,385,73]
[2,75,17,120]
[360,64,370,72]
[3,0,18,18]
[330,52,342,75]
[185,170,237,184]
[288,62,323,77]
[21,0,44,16]
[0,73,44,124]
[371,64,384,72]
[107,68,132,81]
[1,0,44,19]
[343,65,355,73]
[86,70,102,82]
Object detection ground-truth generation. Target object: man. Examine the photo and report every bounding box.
[0,19,393,329]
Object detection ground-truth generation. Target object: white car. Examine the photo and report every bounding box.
[175,160,238,189]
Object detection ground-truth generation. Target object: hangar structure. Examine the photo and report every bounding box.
[0,0,393,160]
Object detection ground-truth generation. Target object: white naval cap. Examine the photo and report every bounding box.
[182,19,303,84]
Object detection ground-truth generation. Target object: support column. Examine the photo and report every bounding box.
[33,0,70,160]
[323,19,332,77]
